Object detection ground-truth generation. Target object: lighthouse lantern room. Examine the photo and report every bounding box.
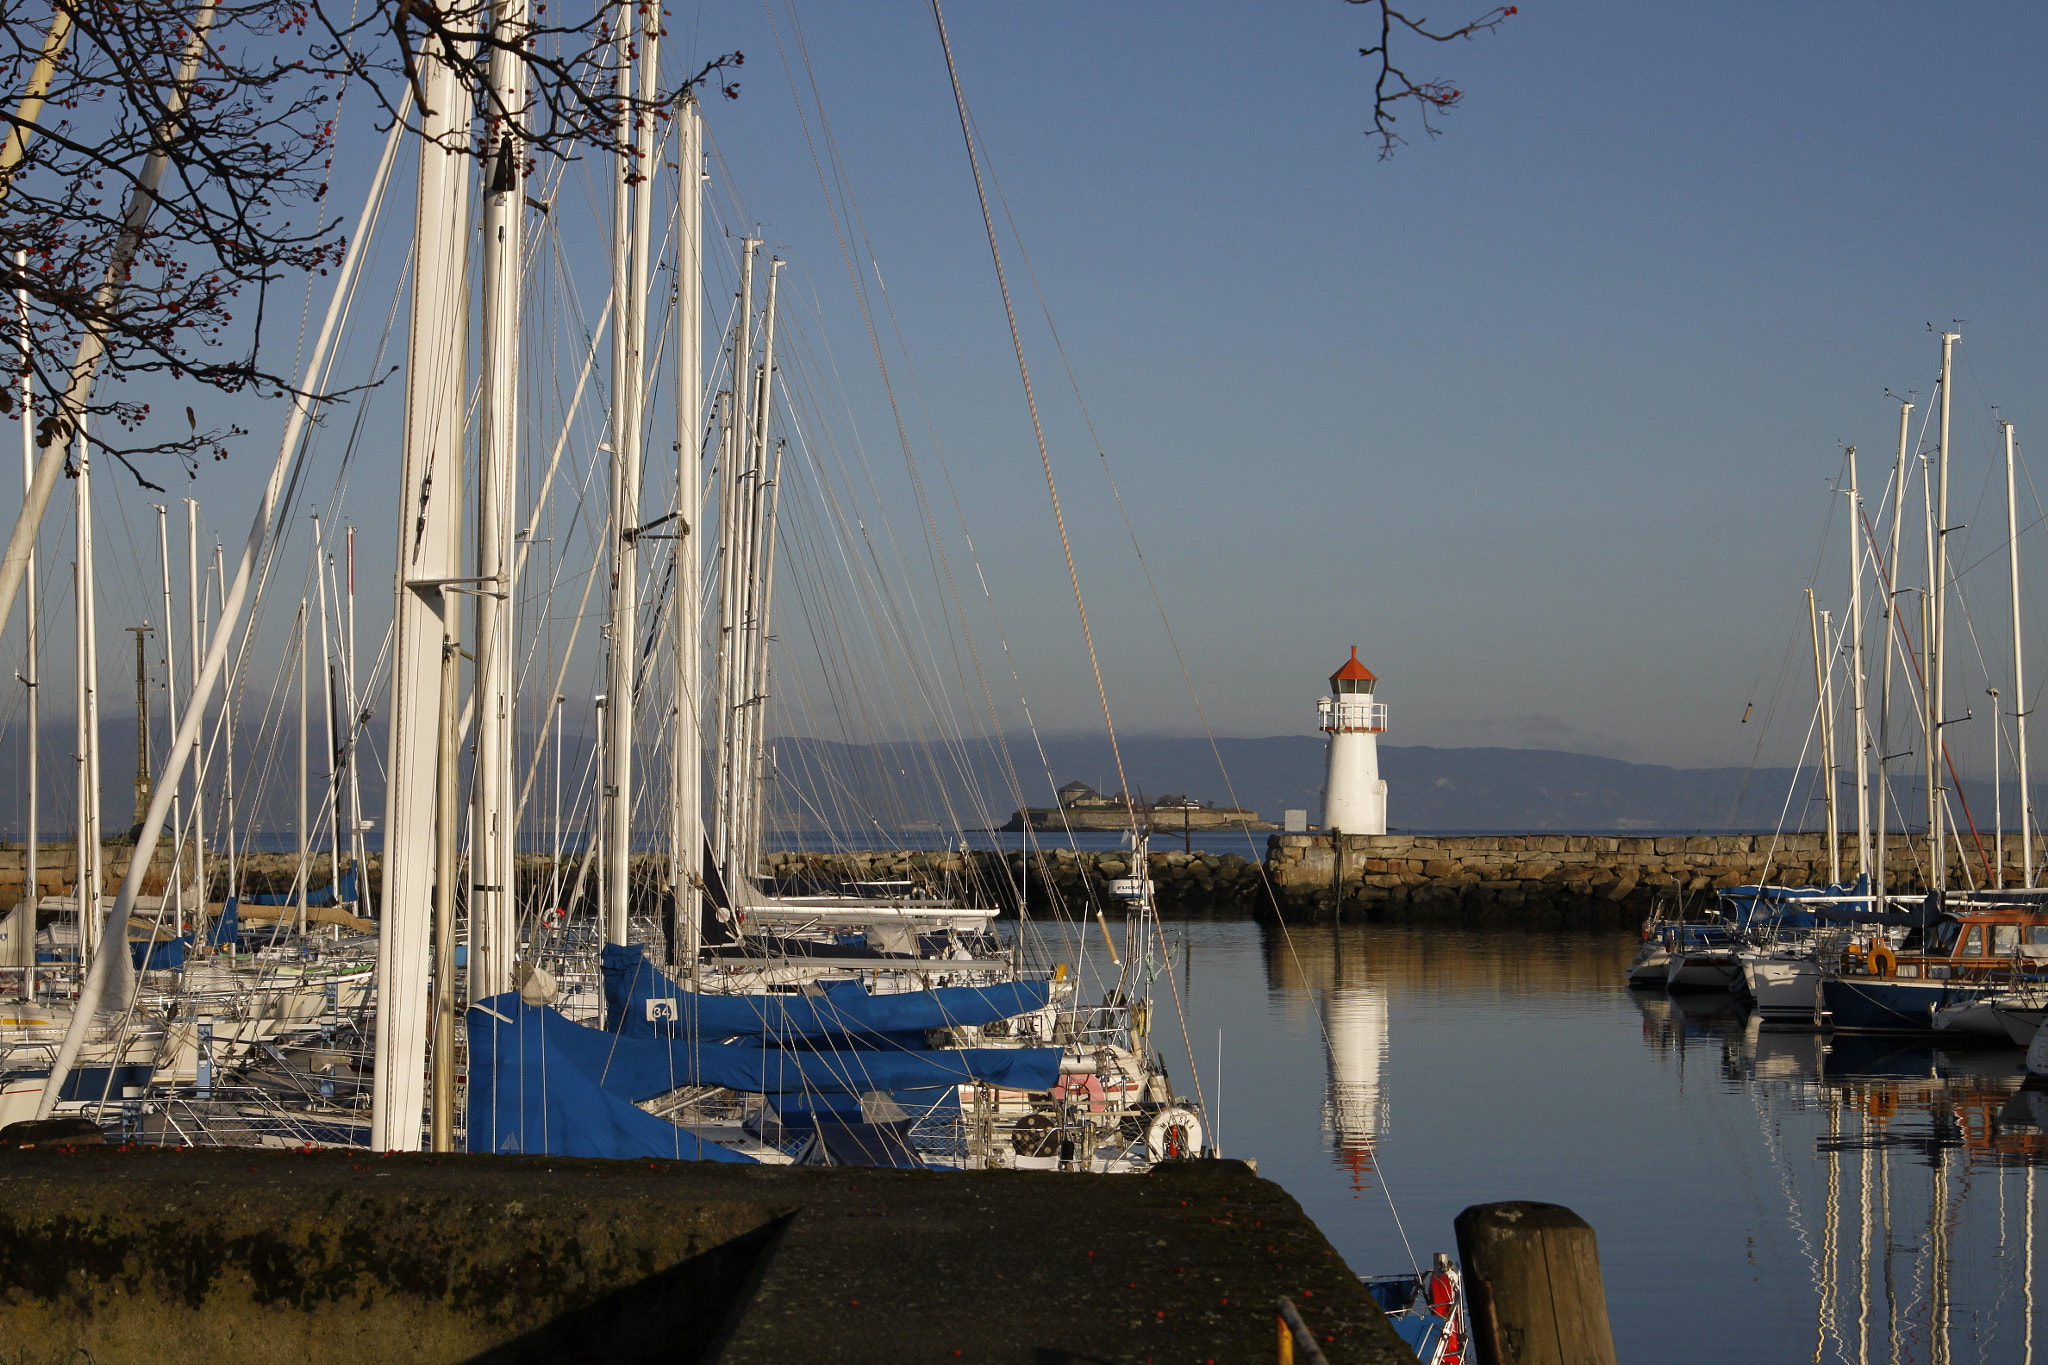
[1318,646,1388,835]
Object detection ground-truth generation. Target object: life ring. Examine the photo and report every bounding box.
[1868,943,1896,978]
[1146,1107,1202,1163]
[1052,1073,1107,1113]
[540,906,565,931]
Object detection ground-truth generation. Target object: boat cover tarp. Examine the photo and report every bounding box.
[601,941,1051,1041]
[1716,877,1944,928]
[794,1119,926,1169]
[209,898,239,947]
[465,1000,755,1162]
[241,868,359,907]
[479,992,1062,1102]
[129,935,189,971]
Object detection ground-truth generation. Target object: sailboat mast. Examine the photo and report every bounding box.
[1930,330,1958,893]
[153,506,182,925]
[345,525,363,892]
[712,243,756,895]
[372,41,473,1154]
[735,260,781,888]
[214,541,236,914]
[184,498,204,934]
[77,426,104,967]
[16,252,35,963]
[473,0,527,994]
[1809,591,1839,882]
[671,98,703,972]
[296,598,309,934]
[1847,449,1871,878]
[312,518,337,902]
[1876,401,1911,906]
[602,0,653,947]
[2007,421,2033,887]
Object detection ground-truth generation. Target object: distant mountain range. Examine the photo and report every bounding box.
[0,715,2018,838]
[760,734,2013,835]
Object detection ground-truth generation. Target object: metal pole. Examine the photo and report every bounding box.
[296,599,309,936]
[15,250,37,987]
[372,55,470,1150]
[1931,331,1959,893]
[184,498,204,935]
[472,0,527,996]
[1810,592,1839,883]
[1876,401,1911,906]
[312,517,337,902]
[602,0,648,947]
[672,98,703,976]
[153,504,182,925]
[430,632,460,1152]
[2008,421,2033,887]
[1847,448,1871,879]
[214,542,235,914]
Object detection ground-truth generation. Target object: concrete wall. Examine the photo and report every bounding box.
[1261,830,2023,924]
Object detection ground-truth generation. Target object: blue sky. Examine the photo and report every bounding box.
[17,1,2048,783]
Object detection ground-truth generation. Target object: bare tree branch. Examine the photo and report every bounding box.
[1349,1,1514,159]
[0,0,739,483]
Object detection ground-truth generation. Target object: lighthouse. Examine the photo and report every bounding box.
[1318,646,1387,834]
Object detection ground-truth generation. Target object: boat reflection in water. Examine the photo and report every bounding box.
[1635,991,2043,1363]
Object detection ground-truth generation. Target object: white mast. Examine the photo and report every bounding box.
[295,597,309,935]
[74,427,104,972]
[15,251,37,964]
[602,0,654,947]
[472,0,527,998]
[1875,401,1911,906]
[670,98,704,972]
[1846,448,1871,879]
[734,259,781,890]
[1809,592,1839,884]
[344,524,363,889]
[372,45,473,1153]
[312,517,336,905]
[712,243,757,899]
[184,498,204,937]
[2007,420,2032,888]
[214,541,235,917]
[1930,331,1958,893]
[153,504,183,928]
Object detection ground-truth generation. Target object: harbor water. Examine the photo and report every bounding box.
[1017,919,2044,1363]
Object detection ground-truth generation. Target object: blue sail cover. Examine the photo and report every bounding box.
[241,867,361,907]
[465,1001,756,1161]
[601,942,1052,1042]
[476,992,1062,1106]
[209,898,240,946]
[1719,876,1876,929]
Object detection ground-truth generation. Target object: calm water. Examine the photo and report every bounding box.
[1018,919,2045,1364]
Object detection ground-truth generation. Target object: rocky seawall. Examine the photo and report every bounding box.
[1261,830,2030,925]
[998,807,1276,833]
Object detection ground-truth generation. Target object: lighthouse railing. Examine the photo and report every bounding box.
[1317,699,1388,733]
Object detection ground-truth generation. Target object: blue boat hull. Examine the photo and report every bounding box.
[1822,977,1986,1033]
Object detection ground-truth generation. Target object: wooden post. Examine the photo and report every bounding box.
[1454,1202,1617,1365]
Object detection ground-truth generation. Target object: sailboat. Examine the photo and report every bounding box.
[1,13,1206,1170]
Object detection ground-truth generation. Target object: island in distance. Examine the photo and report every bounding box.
[999,781,1277,833]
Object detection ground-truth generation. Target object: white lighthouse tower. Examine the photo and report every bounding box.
[1318,646,1387,835]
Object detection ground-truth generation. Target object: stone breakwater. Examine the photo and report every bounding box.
[1261,830,2034,924]
[758,848,1270,917]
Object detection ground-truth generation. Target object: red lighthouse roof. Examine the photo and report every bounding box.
[1330,646,1377,685]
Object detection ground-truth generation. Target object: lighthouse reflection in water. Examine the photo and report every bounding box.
[1262,926,1389,1185]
